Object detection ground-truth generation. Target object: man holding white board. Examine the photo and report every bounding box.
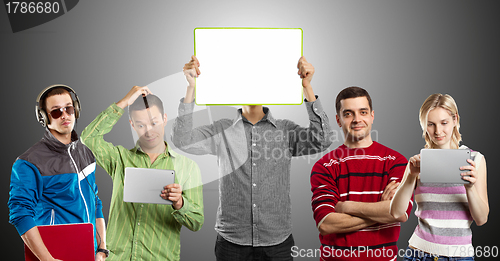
[81,87,204,260]
[172,55,332,260]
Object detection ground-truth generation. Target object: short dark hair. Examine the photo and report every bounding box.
[335,86,373,114]
[128,94,164,118]
[41,87,71,112]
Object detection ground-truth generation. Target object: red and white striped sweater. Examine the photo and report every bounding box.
[311,142,412,261]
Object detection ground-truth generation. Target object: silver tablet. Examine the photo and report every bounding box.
[123,167,175,204]
[420,149,471,184]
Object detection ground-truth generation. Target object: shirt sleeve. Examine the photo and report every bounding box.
[388,153,413,218]
[171,98,219,155]
[311,157,339,228]
[288,96,333,156]
[8,159,43,236]
[171,157,204,232]
[81,103,124,178]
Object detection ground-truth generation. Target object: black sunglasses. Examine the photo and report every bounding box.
[49,106,75,119]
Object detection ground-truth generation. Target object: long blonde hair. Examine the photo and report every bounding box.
[419,94,461,149]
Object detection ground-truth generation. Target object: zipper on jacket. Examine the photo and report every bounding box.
[67,145,90,223]
[50,209,55,225]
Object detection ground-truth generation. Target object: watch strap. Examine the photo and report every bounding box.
[97,248,109,258]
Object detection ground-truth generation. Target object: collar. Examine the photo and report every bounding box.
[131,141,176,158]
[342,141,377,150]
[42,128,79,153]
[235,107,277,128]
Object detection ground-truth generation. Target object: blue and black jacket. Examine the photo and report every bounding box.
[8,128,103,249]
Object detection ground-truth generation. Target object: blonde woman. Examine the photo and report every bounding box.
[390,93,489,261]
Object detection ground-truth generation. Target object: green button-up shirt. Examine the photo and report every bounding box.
[81,103,204,261]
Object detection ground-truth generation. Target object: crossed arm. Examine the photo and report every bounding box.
[317,181,405,235]
[311,152,412,236]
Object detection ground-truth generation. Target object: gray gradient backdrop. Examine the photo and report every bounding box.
[1,1,499,260]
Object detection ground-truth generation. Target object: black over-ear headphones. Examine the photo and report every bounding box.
[35,84,81,127]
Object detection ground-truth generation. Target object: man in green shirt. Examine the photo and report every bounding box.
[81,86,204,261]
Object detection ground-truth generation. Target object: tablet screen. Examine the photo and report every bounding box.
[420,149,470,184]
[124,168,175,204]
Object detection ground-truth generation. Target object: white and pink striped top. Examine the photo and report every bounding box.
[408,145,484,257]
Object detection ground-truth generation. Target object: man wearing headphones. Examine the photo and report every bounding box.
[8,85,108,260]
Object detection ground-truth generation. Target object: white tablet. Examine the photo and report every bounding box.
[420,149,471,184]
[194,28,303,105]
[123,167,175,204]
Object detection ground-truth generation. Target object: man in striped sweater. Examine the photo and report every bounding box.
[310,87,413,261]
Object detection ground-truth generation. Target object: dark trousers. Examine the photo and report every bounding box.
[215,233,295,261]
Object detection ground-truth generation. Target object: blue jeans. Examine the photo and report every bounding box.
[403,247,474,261]
[214,233,295,261]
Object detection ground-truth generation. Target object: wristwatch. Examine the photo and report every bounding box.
[97,248,109,258]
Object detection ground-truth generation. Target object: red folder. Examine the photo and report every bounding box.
[24,223,95,261]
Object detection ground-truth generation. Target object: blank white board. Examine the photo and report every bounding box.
[194,28,303,105]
